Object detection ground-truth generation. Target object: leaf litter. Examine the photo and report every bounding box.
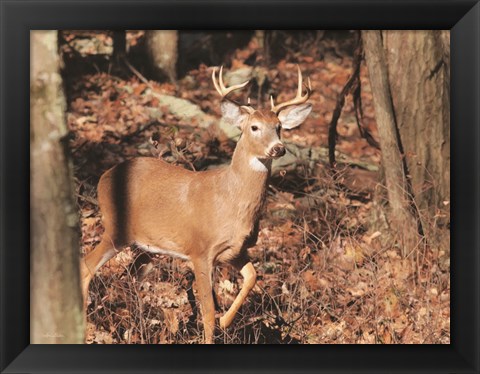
[64,31,449,344]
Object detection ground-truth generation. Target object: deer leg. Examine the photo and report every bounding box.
[219,261,257,329]
[80,237,118,308]
[192,261,215,344]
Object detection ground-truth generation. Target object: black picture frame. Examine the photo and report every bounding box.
[1,0,478,373]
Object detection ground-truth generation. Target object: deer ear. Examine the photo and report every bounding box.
[221,101,249,129]
[278,103,312,130]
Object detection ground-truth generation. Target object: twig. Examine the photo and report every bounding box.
[123,57,154,89]
[328,32,361,168]
[328,31,379,168]
[76,193,98,206]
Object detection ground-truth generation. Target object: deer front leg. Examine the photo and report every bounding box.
[219,261,257,329]
[193,261,215,344]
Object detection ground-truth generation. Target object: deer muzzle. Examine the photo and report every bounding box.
[268,143,286,158]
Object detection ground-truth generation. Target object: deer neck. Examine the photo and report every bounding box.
[230,137,271,180]
[226,137,270,209]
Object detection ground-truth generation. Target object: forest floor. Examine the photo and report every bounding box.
[63,31,450,344]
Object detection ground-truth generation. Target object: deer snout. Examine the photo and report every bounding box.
[268,143,286,158]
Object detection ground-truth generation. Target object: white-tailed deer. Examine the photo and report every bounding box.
[80,65,312,344]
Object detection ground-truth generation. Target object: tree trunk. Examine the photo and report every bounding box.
[30,30,84,343]
[363,30,450,254]
[112,30,127,60]
[362,30,421,257]
[382,31,450,230]
[145,30,178,83]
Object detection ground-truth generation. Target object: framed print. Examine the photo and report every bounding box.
[1,0,479,373]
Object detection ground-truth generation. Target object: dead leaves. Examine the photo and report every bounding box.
[67,30,448,344]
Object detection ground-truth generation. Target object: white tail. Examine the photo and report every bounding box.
[80,66,312,344]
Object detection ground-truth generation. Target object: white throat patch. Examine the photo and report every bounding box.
[249,157,268,172]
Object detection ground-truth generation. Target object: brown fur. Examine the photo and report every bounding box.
[99,138,269,265]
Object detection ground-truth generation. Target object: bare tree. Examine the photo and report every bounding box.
[382,31,450,230]
[30,30,84,343]
[145,30,178,83]
[112,30,127,60]
[362,30,420,257]
[362,30,450,255]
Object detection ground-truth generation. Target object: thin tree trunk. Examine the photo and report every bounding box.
[30,30,84,343]
[362,30,420,257]
[112,30,127,60]
[145,30,178,83]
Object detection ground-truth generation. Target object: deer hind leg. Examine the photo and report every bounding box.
[219,261,257,329]
[80,236,118,308]
[192,260,215,344]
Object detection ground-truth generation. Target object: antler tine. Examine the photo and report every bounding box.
[212,66,250,98]
[240,97,255,114]
[296,64,303,97]
[270,65,312,114]
[212,67,222,96]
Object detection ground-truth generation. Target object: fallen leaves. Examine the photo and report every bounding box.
[66,30,449,345]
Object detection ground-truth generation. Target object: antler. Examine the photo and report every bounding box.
[212,66,250,98]
[212,66,254,114]
[270,65,312,114]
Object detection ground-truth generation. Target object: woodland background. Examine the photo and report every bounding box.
[31,30,450,344]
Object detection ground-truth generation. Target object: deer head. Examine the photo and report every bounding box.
[212,65,312,162]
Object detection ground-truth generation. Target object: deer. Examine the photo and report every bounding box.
[80,65,312,344]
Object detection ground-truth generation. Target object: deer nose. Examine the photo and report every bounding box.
[270,143,286,158]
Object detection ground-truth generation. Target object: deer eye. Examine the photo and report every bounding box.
[251,125,259,132]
